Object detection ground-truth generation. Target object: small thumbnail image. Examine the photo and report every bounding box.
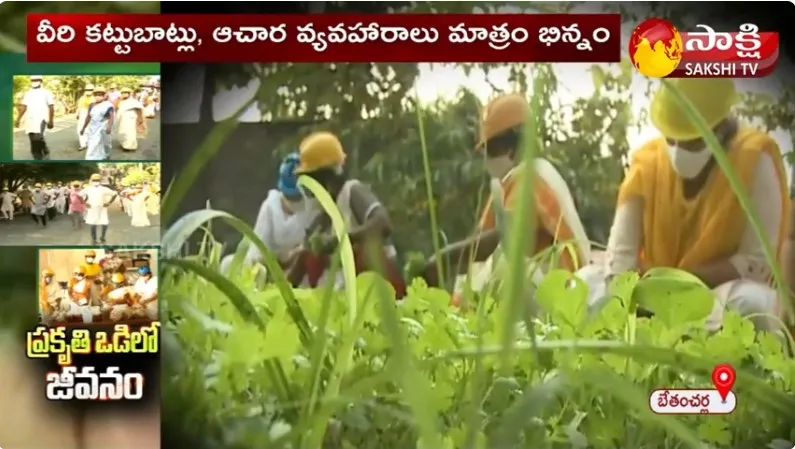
[0,162,160,246]
[38,247,158,326]
[12,74,161,161]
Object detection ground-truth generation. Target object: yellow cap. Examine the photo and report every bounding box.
[476,93,529,151]
[85,250,96,257]
[111,273,125,283]
[120,87,132,93]
[34,183,42,188]
[42,268,54,277]
[295,132,346,174]
[85,84,94,91]
[650,79,738,141]
[93,86,106,93]
[90,174,101,181]
[72,182,80,187]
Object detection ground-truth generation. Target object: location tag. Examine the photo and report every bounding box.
[711,364,736,401]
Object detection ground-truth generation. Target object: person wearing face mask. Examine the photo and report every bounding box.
[418,94,590,302]
[82,174,118,245]
[117,87,146,151]
[130,183,152,227]
[18,184,32,216]
[81,249,104,306]
[39,268,61,325]
[285,133,407,297]
[80,86,115,161]
[65,266,94,323]
[68,181,86,229]
[0,187,17,221]
[30,182,50,227]
[134,266,158,320]
[76,84,94,151]
[586,78,789,333]
[44,182,59,221]
[14,75,55,160]
[225,152,321,278]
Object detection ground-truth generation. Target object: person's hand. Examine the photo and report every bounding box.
[47,121,54,129]
[105,124,112,134]
[14,119,20,129]
[80,128,86,136]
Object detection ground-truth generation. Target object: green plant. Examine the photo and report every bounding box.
[161,72,795,449]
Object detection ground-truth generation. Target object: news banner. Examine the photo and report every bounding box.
[26,323,159,401]
[24,14,778,78]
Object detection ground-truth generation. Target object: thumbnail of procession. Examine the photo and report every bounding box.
[38,248,158,326]
[12,74,161,161]
[0,162,160,246]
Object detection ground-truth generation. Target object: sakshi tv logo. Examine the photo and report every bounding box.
[629,18,779,78]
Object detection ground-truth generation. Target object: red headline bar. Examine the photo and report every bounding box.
[27,14,622,63]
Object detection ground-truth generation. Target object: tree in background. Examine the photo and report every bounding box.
[0,163,97,189]
[13,75,158,119]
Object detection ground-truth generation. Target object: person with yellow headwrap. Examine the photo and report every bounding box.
[285,132,407,297]
[418,93,591,304]
[584,79,789,332]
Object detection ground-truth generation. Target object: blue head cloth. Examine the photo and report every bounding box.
[138,266,152,276]
[278,152,301,197]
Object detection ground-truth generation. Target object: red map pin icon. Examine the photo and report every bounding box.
[711,364,736,401]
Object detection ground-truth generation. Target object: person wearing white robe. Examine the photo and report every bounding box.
[82,174,117,244]
[30,184,49,227]
[75,85,93,150]
[130,184,151,227]
[54,183,67,215]
[134,266,158,320]
[220,153,320,282]
[116,88,145,151]
[0,188,17,220]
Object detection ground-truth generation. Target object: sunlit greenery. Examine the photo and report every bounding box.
[161,66,795,448]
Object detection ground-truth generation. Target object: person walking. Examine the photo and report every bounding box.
[0,187,17,220]
[31,183,49,227]
[68,182,86,229]
[75,84,93,151]
[82,174,118,244]
[79,86,115,161]
[116,87,146,151]
[14,75,55,160]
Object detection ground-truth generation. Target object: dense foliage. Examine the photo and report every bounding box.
[161,213,795,449]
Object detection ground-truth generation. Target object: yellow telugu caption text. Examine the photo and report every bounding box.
[26,321,160,366]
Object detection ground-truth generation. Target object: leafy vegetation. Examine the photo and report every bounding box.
[161,67,795,448]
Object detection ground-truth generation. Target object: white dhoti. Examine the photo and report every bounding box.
[77,109,88,148]
[575,265,780,332]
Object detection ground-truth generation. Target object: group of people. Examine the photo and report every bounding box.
[39,249,158,325]
[76,83,157,160]
[14,76,159,161]
[2,174,160,244]
[234,78,792,335]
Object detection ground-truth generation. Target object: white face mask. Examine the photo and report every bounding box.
[85,257,94,264]
[31,81,41,88]
[92,182,100,186]
[666,145,712,179]
[484,156,515,179]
